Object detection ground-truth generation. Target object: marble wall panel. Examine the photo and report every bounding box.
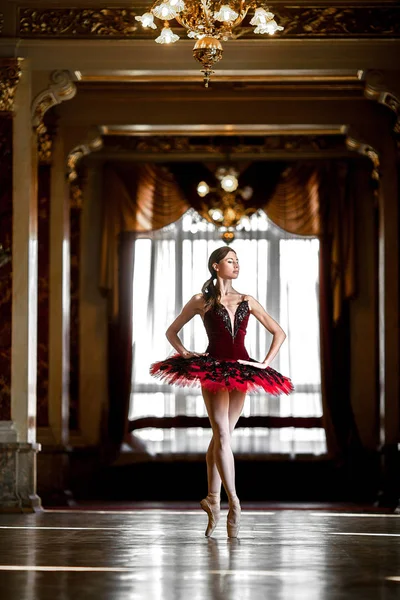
[0,115,13,421]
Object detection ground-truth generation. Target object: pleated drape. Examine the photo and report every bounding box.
[100,162,189,319]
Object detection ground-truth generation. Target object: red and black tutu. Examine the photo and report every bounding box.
[150,353,294,395]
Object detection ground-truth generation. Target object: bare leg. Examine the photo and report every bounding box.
[206,389,246,496]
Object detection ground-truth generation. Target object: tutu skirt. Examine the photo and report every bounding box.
[150,353,294,395]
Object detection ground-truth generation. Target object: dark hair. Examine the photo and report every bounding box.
[201,246,237,308]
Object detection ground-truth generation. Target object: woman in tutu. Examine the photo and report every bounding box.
[150,246,294,538]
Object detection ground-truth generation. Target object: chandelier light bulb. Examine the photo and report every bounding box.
[214,4,239,22]
[155,24,180,43]
[254,19,284,35]
[250,8,275,26]
[197,181,210,197]
[209,208,224,222]
[135,12,157,29]
[265,19,284,34]
[220,173,239,192]
[152,2,178,20]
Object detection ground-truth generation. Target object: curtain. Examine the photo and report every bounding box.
[317,161,361,459]
[100,162,189,319]
[101,159,360,457]
[107,232,135,451]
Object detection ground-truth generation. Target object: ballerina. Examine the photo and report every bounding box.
[150,246,294,537]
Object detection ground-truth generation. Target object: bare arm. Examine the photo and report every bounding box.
[238,295,286,368]
[166,294,207,358]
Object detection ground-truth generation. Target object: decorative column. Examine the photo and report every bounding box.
[37,113,58,430]
[358,72,400,507]
[347,121,400,506]
[30,71,77,504]
[0,58,41,511]
[66,136,103,439]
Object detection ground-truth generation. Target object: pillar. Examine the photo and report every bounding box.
[0,58,41,511]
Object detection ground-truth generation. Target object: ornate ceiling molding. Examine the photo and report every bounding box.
[362,70,400,134]
[0,59,23,112]
[16,5,400,39]
[19,8,138,38]
[67,135,103,208]
[31,70,77,134]
[101,133,349,158]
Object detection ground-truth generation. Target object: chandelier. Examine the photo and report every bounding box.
[197,165,256,242]
[135,1,284,86]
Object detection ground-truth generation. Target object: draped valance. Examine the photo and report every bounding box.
[100,159,355,326]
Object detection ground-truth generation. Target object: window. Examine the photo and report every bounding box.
[130,209,326,455]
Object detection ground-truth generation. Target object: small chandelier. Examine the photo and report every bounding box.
[136,2,284,86]
[197,166,255,243]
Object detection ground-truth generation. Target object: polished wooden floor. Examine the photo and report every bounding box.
[0,508,399,599]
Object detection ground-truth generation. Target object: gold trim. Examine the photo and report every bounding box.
[0,59,23,113]
[100,124,346,137]
[76,70,361,84]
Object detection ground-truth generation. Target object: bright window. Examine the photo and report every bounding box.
[130,209,326,454]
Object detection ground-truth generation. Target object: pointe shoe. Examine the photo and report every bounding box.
[227,498,241,538]
[200,497,220,537]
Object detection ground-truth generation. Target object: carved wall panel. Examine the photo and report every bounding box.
[16,5,400,39]
[19,8,139,37]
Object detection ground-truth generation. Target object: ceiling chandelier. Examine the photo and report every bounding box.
[197,165,256,243]
[135,1,284,86]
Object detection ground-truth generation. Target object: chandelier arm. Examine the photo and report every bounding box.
[231,0,254,29]
[200,0,214,31]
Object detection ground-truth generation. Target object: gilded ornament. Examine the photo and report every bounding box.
[193,37,223,87]
[19,8,138,37]
[0,59,23,112]
[14,5,400,40]
[38,132,53,165]
[272,6,400,37]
